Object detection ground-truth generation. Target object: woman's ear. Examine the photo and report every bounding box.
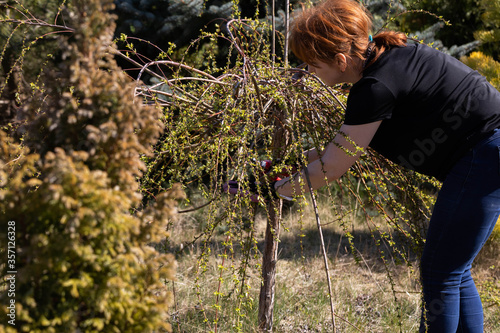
[335,53,348,73]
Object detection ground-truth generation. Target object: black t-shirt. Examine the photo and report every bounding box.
[345,42,500,181]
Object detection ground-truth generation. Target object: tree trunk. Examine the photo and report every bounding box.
[258,104,288,331]
[258,199,282,331]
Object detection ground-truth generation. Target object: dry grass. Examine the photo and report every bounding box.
[164,196,500,332]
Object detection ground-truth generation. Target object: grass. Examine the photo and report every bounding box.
[163,196,500,332]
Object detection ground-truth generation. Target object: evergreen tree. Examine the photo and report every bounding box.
[400,0,495,58]
[0,0,182,331]
[363,0,481,58]
[474,0,500,60]
[113,0,237,72]
[461,52,500,91]
[114,0,230,47]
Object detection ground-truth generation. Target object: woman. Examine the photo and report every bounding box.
[274,0,500,331]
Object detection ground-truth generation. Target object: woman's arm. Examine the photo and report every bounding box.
[302,147,323,163]
[275,121,382,197]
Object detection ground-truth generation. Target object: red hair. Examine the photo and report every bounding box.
[289,0,407,69]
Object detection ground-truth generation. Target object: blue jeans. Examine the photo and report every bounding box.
[420,129,500,332]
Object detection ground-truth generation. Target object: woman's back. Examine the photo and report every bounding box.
[346,42,500,179]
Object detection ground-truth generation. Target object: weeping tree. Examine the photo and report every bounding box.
[123,7,437,331]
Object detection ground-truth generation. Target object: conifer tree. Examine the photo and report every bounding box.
[461,52,500,91]
[474,0,500,59]
[0,0,181,332]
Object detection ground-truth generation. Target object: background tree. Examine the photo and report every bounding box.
[474,0,500,59]
[399,0,500,61]
[0,0,181,332]
[399,0,482,45]
[461,52,500,91]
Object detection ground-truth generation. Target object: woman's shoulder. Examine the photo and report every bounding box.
[361,41,473,96]
[372,42,426,67]
[369,42,441,67]
[384,41,461,68]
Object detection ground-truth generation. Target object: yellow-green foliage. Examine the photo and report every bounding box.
[0,137,181,332]
[0,0,182,332]
[461,52,500,91]
[474,0,500,45]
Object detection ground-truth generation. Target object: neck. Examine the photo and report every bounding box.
[345,57,364,84]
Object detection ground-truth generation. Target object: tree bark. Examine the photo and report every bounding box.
[258,199,282,331]
[258,103,288,331]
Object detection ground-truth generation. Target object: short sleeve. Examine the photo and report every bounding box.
[344,77,396,125]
